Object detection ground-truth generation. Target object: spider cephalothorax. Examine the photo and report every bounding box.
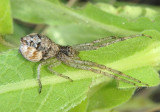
[19,33,150,93]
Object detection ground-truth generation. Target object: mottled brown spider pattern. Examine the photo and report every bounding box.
[19,33,151,93]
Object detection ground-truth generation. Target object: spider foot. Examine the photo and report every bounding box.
[142,34,152,39]
[38,80,42,94]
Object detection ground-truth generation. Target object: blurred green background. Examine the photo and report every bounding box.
[0,0,160,112]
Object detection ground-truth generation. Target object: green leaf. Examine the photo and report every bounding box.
[46,24,113,46]
[0,43,10,52]
[0,36,14,52]
[0,50,92,111]
[11,0,160,35]
[0,30,160,111]
[4,22,33,46]
[75,4,160,34]
[80,30,160,67]
[11,0,74,25]
[116,96,157,111]
[68,99,88,112]
[86,66,159,111]
[0,0,13,34]
[95,3,159,20]
[87,81,135,112]
[2,1,160,111]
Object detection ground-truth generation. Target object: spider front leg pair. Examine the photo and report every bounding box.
[73,34,152,51]
[37,59,73,93]
[62,58,149,88]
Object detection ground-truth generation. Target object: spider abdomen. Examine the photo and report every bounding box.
[20,45,43,62]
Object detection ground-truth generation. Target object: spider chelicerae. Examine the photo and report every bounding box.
[19,33,151,93]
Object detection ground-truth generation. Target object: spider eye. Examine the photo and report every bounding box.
[20,37,27,45]
[21,37,24,42]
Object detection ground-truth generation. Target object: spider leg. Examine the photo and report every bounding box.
[73,34,151,51]
[64,62,140,87]
[73,36,116,51]
[97,34,151,48]
[72,60,149,86]
[37,58,57,93]
[74,36,116,47]
[48,61,73,82]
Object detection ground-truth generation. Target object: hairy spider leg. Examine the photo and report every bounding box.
[48,61,73,82]
[37,58,57,93]
[37,58,73,93]
[74,36,116,47]
[73,36,116,51]
[98,34,151,48]
[72,59,149,86]
[64,62,140,87]
[73,34,151,51]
